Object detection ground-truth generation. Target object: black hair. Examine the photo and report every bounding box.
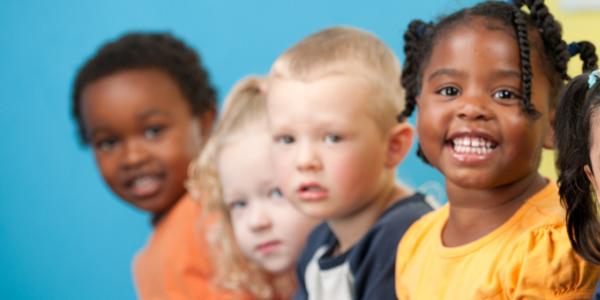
[72,32,216,144]
[556,41,600,264]
[400,0,572,163]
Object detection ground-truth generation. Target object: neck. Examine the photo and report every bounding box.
[328,178,409,254]
[443,171,548,247]
[268,270,296,300]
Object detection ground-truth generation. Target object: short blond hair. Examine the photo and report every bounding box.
[187,76,280,299]
[269,26,405,130]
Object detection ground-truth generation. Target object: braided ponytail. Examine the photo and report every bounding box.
[513,9,540,118]
[568,41,599,73]
[399,20,430,121]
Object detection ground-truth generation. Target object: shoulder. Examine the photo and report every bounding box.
[395,203,445,267]
[297,222,335,272]
[374,193,435,236]
[348,193,434,267]
[397,200,445,246]
[503,218,600,298]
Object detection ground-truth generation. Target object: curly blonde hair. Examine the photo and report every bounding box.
[187,76,287,299]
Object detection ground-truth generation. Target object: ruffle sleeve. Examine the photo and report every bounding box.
[502,223,600,299]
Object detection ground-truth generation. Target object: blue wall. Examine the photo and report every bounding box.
[0,1,474,299]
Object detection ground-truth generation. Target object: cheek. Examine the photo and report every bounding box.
[275,206,314,254]
[94,153,118,185]
[504,116,544,154]
[231,217,253,254]
[273,150,295,183]
[328,147,378,191]
[183,122,204,157]
[416,101,448,148]
[161,136,198,178]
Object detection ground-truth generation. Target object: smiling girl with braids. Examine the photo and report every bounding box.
[394,1,600,298]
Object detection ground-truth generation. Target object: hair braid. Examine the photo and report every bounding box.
[516,0,570,81]
[569,41,599,73]
[399,20,429,121]
[513,9,540,118]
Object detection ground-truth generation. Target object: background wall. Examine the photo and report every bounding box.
[2,0,596,299]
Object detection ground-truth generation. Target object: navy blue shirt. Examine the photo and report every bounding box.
[294,193,433,300]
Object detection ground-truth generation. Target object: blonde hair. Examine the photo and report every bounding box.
[269,26,405,131]
[187,76,281,299]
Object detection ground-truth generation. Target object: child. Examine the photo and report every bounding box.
[266,27,434,299]
[556,42,600,263]
[71,32,251,299]
[555,43,600,296]
[395,1,600,298]
[187,76,318,299]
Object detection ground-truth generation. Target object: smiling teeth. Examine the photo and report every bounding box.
[452,137,494,155]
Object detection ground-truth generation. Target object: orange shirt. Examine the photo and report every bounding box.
[395,182,600,300]
[133,194,253,300]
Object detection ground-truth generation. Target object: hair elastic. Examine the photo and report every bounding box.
[568,42,580,57]
[588,70,600,89]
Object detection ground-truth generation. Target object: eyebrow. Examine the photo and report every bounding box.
[138,108,170,119]
[86,109,170,140]
[427,68,522,82]
[87,125,114,143]
[427,68,464,82]
[491,69,521,80]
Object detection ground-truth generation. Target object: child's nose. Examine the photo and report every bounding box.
[248,204,272,231]
[456,95,493,121]
[121,138,150,169]
[296,142,322,172]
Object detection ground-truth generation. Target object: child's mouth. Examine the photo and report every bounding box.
[450,136,497,155]
[126,175,163,198]
[297,182,329,201]
[444,134,499,163]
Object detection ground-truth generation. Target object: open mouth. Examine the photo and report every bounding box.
[297,182,328,201]
[449,136,498,155]
[125,175,163,198]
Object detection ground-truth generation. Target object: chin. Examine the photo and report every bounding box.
[263,262,292,275]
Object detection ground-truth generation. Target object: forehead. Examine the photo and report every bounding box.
[81,69,191,130]
[424,19,548,84]
[267,74,376,125]
[424,16,551,77]
[428,21,519,70]
[218,133,274,192]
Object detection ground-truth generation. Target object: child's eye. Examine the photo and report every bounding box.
[144,125,165,139]
[144,126,165,139]
[228,199,248,212]
[94,137,119,152]
[492,89,521,101]
[437,86,460,97]
[324,134,342,144]
[269,187,284,199]
[275,135,295,144]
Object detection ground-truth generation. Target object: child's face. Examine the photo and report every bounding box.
[267,74,391,220]
[218,127,316,274]
[81,69,207,214]
[585,111,600,200]
[417,19,553,189]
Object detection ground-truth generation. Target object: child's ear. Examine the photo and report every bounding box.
[584,164,599,192]
[385,122,414,168]
[543,109,555,149]
[198,108,217,138]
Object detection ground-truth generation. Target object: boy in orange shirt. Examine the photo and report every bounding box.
[72,32,251,300]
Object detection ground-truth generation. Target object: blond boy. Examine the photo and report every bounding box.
[266,27,434,299]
